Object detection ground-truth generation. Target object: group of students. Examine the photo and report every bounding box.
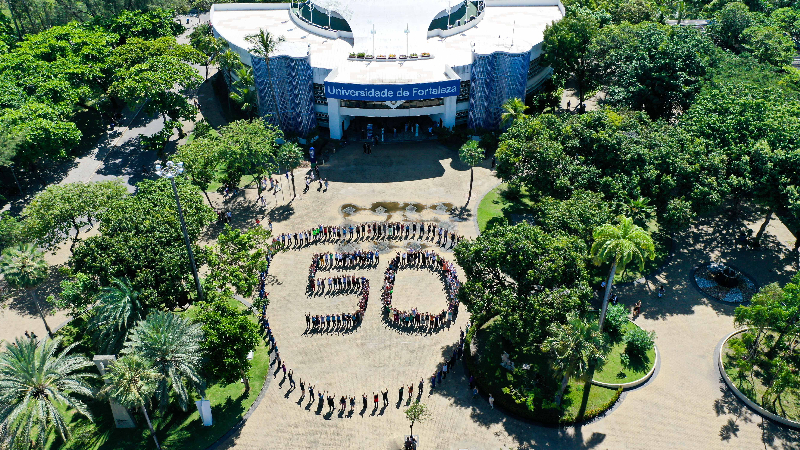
[305,279,370,332]
[273,221,465,250]
[380,250,461,330]
[261,312,491,420]
[306,250,379,290]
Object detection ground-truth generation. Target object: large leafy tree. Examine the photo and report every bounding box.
[21,179,128,252]
[109,37,203,140]
[174,136,221,206]
[742,25,795,67]
[454,223,590,349]
[122,311,204,411]
[458,140,484,204]
[88,277,148,354]
[277,141,304,199]
[217,119,283,189]
[542,312,607,405]
[188,23,228,79]
[101,355,163,450]
[706,2,755,52]
[592,22,715,119]
[591,216,655,331]
[194,291,261,392]
[0,243,52,337]
[99,8,184,43]
[541,8,601,107]
[0,337,96,449]
[205,225,282,298]
[70,178,214,310]
[0,212,21,254]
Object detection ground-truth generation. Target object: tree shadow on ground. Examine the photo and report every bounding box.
[316,142,449,184]
[1,265,67,317]
[614,205,796,322]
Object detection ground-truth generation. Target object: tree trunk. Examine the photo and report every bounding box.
[467,167,474,204]
[409,422,414,436]
[242,368,251,393]
[140,405,162,450]
[598,260,618,332]
[555,373,569,406]
[30,289,53,338]
[291,172,296,199]
[754,209,773,243]
[70,219,81,252]
[9,164,23,194]
[201,189,214,207]
[578,81,585,114]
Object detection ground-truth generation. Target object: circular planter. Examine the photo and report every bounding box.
[717,329,800,429]
[591,321,659,390]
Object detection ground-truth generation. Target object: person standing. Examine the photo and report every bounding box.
[382,389,389,406]
[398,385,404,403]
[374,392,379,408]
[489,394,494,409]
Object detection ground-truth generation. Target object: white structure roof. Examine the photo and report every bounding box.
[211,1,562,83]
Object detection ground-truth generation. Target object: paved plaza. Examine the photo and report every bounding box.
[210,142,800,450]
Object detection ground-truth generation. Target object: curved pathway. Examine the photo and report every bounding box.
[215,142,800,449]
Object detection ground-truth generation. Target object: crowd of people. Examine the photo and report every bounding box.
[307,250,380,290]
[381,250,461,331]
[304,278,370,333]
[260,312,476,419]
[273,221,465,250]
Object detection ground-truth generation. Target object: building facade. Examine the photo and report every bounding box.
[211,0,563,138]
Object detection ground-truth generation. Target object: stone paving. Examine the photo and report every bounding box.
[215,142,800,450]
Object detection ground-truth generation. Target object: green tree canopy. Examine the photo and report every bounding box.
[193,291,261,392]
[541,8,601,106]
[21,179,128,252]
[454,223,590,348]
[0,337,96,449]
[122,311,204,411]
[70,178,214,310]
[205,225,282,298]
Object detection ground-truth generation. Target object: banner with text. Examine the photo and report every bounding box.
[324,80,461,101]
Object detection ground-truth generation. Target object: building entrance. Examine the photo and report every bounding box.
[346,116,439,142]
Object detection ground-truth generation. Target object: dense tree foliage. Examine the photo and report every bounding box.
[193,291,261,392]
[70,178,214,310]
[454,222,591,350]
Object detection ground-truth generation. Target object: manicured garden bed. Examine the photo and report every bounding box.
[465,317,621,424]
[722,331,800,422]
[593,321,656,385]
[48,299,270,450]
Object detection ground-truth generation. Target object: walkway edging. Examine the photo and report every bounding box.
[716,328,800,430]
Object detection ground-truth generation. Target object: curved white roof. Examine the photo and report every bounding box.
[311,0,453,54]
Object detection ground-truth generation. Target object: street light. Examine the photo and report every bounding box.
[371,24,376,56]
[155,161,204,303]
[404,24,410,56]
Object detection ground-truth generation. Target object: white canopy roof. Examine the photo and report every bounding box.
[311,0,457,54]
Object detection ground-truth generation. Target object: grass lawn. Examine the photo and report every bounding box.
[722,332,800,422]
[593,321,656,385]
[476,183,536,231]
[468,317,620,424]
[48,299,270,450]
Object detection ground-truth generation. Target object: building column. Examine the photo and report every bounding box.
[444,95,456,129]
[327,98,342,139]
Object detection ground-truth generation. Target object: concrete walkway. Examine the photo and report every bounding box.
[215,142,799,450]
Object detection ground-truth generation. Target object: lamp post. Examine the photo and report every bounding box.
[371,24,376,56]
[155,161,204,303]
[404,24,410,56]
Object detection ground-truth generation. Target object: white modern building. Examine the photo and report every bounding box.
[210,0,563,138]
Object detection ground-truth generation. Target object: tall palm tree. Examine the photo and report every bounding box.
[591,216,655,331]
[88,277,147,354]
[101,355,162,450]
[542,312,607,405]
[458,140,484,204]
[122,311,204,411]
[230,65,258,118]
[0,243,52,337]
[245,29,286,128]
[0,337,96,449]
[501,97,528,126]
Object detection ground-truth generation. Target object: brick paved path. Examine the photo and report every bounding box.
[217,142,800,449]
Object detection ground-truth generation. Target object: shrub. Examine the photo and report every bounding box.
[604,304,628,335]
[624,327,655,359]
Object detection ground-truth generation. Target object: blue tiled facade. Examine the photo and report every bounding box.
[468,50,530,130]
[252,55,317,136]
